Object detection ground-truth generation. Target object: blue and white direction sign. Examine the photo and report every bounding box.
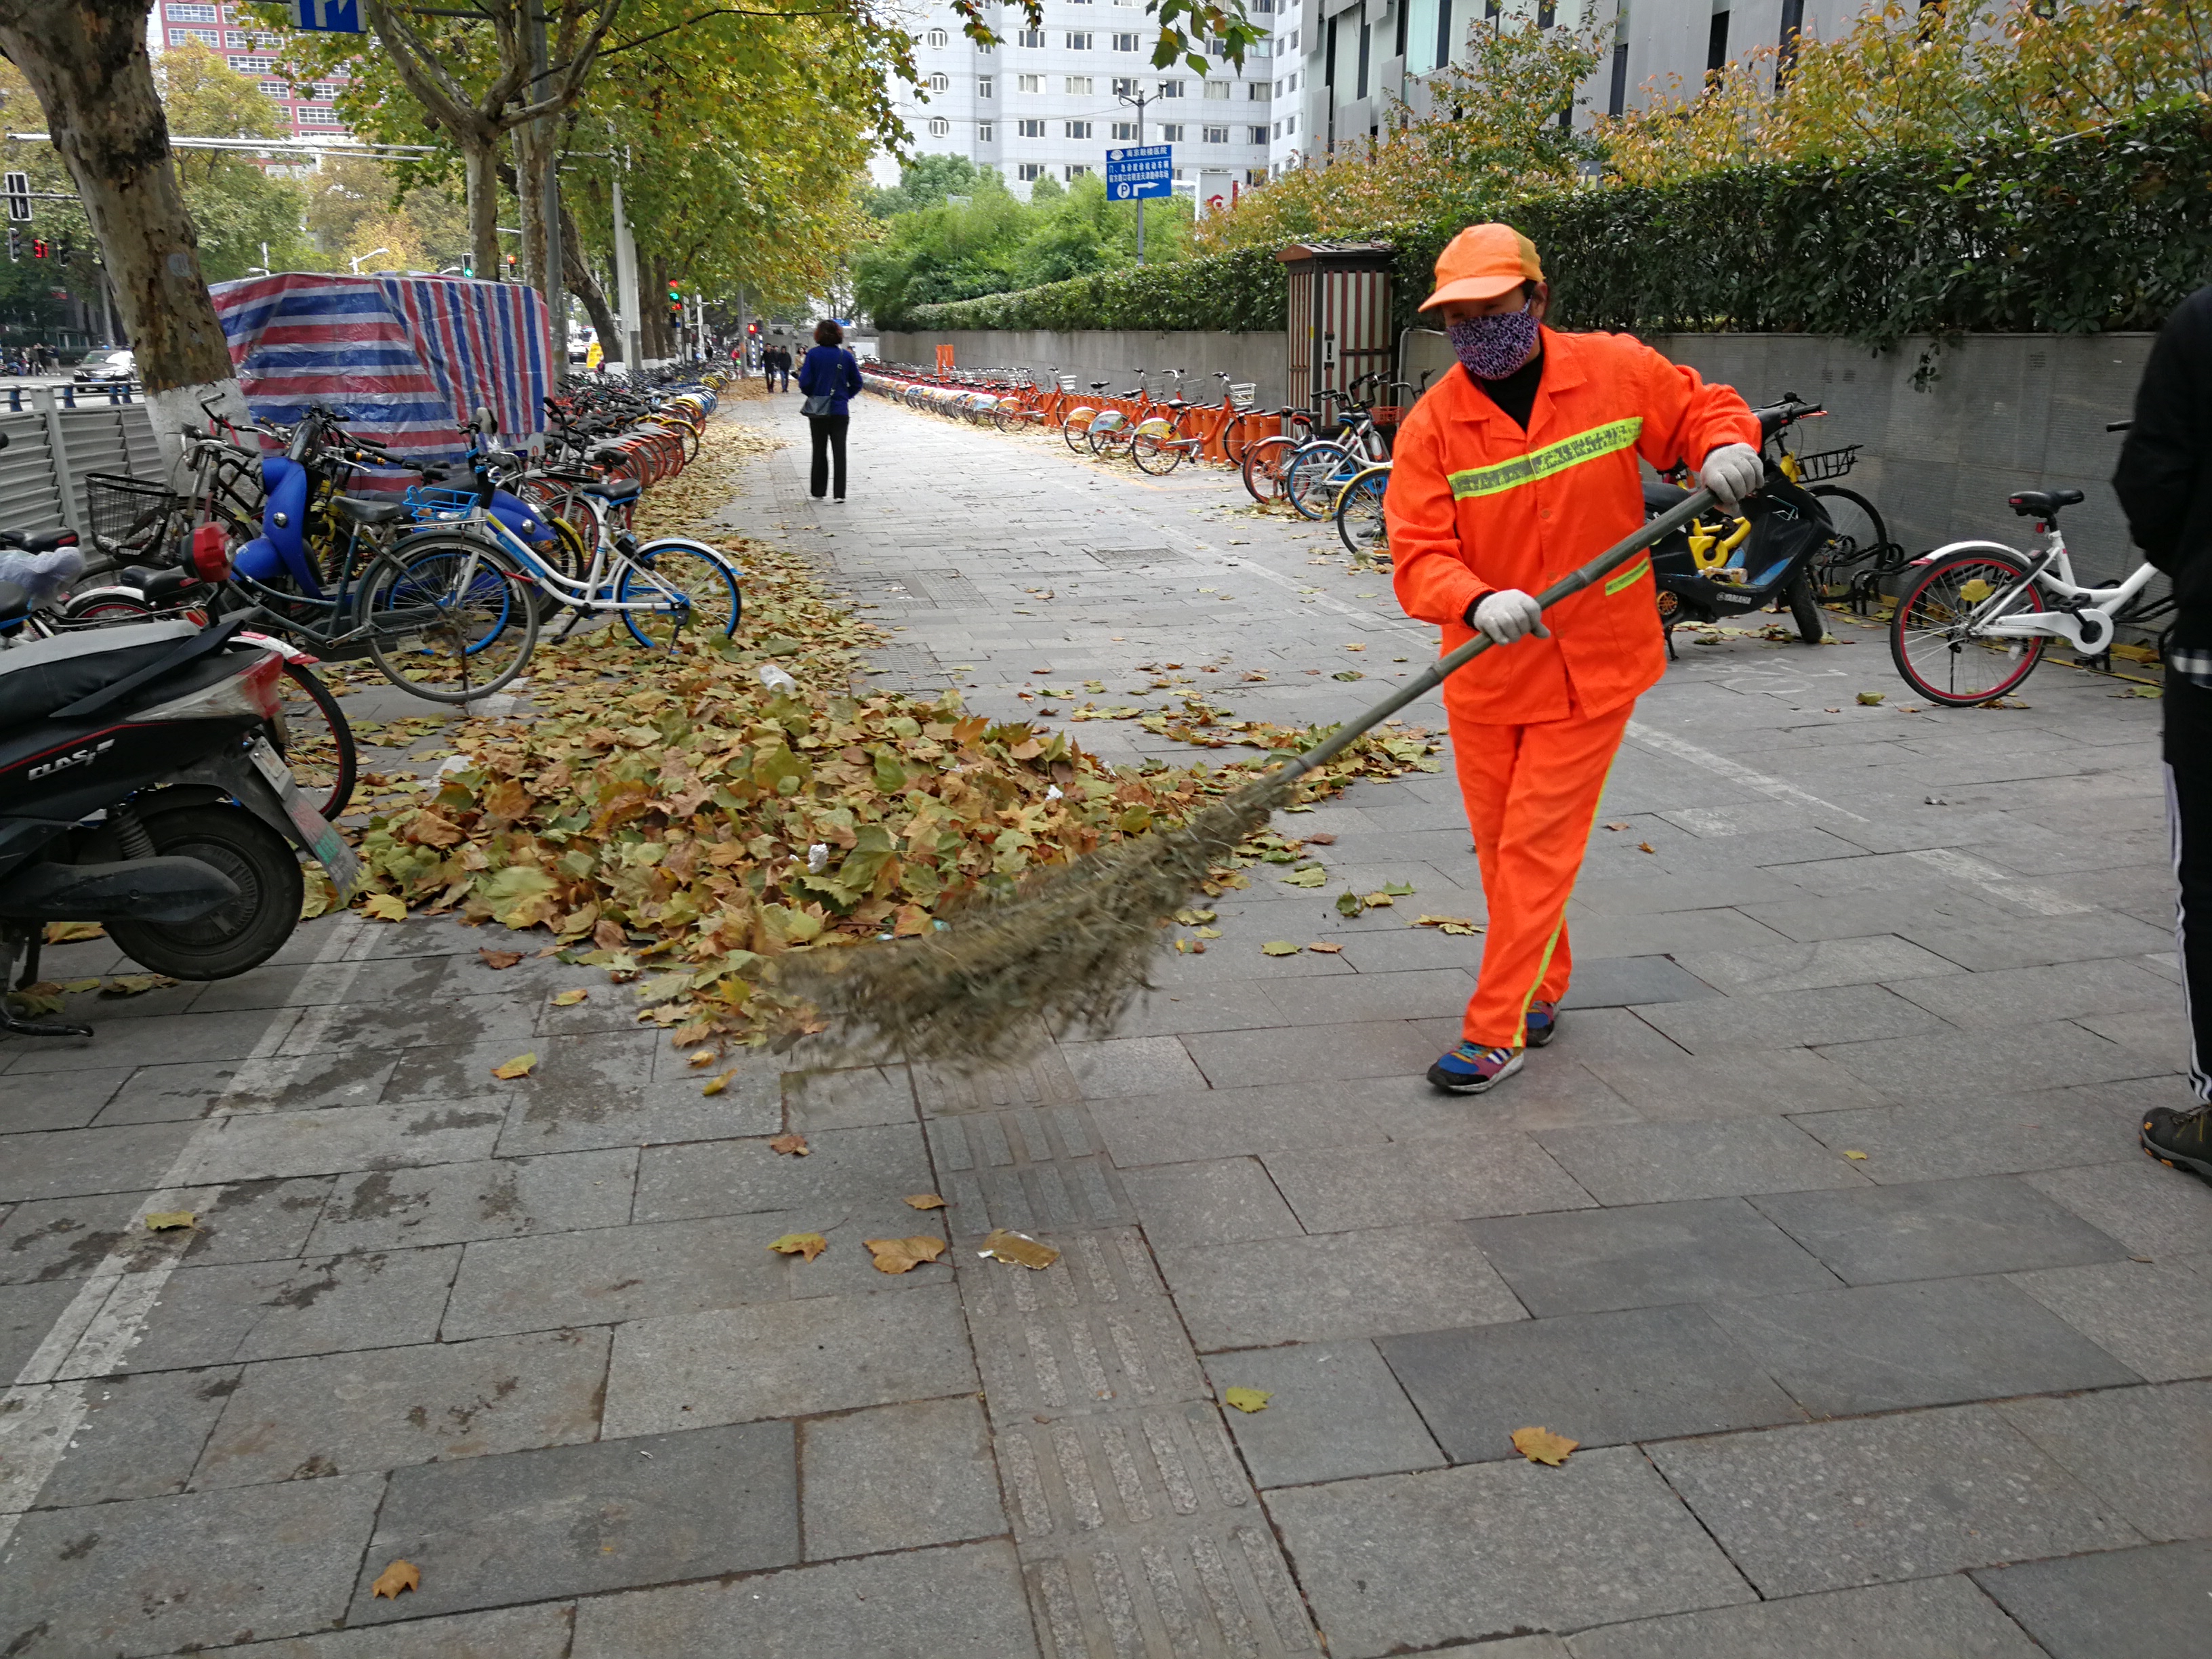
[1105,144,1172,201]
[291,0,362,33]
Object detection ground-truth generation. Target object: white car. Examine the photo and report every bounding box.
[71,349,135,384]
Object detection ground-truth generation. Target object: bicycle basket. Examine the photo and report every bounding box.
[403,485,483,523]
[1229,382,1257,411]
[1369,406,1403,428]
[84,473,188,548]
[1793,444,1861,483]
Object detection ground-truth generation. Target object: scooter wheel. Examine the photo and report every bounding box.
[104,802,304,981]
[1786,570,1826,644]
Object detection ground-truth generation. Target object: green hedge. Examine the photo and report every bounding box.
[890,106,2212,346]
[888,244,1287,334]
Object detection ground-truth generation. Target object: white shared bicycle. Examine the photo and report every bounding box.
[1887,481,2169,706]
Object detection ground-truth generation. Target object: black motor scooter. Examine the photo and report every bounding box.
[0,580,359,1039]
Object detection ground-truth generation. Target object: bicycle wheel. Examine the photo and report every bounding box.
[1130,421,1182,476]
[1285,443,1355,520]
[1087,414,1129,459]
[618,540,743,651]
[1060,409,1097,453]
[1809,485,1891,596]
[1219,412,1253,469]
[1335,467,1391,558]
[1889,548,2051,706]
[360,535,539,705]
[1241,434,1296,504]
[271,660,357,821]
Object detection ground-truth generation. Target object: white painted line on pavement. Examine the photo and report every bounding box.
[0,914,377,1552]
[1904,846,2093,916]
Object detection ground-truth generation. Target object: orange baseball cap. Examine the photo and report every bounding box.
[1420,223,1544,310]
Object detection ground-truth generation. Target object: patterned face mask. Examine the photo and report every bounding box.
[1447,308,1542,380]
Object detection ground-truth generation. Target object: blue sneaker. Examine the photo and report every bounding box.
[1427,1042,1524,1095]
[1525,1000,1560,1048]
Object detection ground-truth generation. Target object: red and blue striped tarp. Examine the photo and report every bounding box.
[209,272,552,466]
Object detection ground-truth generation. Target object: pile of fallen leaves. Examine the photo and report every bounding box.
[341,417,1441,1057]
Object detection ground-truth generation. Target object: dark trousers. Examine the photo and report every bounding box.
[808,413,849,500]
[2166,670,2212,1101]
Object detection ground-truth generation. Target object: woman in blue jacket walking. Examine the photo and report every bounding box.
[796,320,864,502]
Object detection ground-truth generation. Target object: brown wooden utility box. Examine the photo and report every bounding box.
[1279,242,1395,414]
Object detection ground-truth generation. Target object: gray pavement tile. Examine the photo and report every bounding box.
[1568,870,1805,918]
[170,1100,504,1187]
[1973,1539,2211,1659]
[491,1062,783,1154]
[192,1327,611,1489]
[1536,1117,1870,1206]
[1059,1034,1210,1097]
[1559,955,1723,1008]
[1202,1338,1448,1488]
[381,1028,654,1111]
[2072,1005,2194,1071]
[1181,1019,1440,1088]
[798,1396,1006,1559]
[1582,1048,1891,1122]
[1370,1056,1644,1134]
[1995,1383,2212,1544]
[0,1277,88,1380]
[1790,1094,2144,1182]
[93,1050,396,1125]
[1895,909,2177,972]
[1888,957,2178,1028]
[305,987,546,1054]
[211,1601,577,1658]
[1118,1155,1305,1250]
[600,1284,979,1437]
[1088,1081,1390,1166]
[783,1063,914,1130]
[0,1122,196,1204]
[1380,1304,1804,1462]
[119,1246,459,1374]
[1148,932,1359,982]
[1668,935,1966,996]
[1708,1275,2141,1415]
[307,1150,636,1254]
[1649,1404,2141,1597]
[1464,1197,1841,1315]
[0,1189,146,1284]
[1157,1222,1528,1351]
[1268,1447,1755,1657]
[1262,1131,1594,1233]
[1414,1641,1568,1659]
[1073,980,1292,1040]
[175,1176,335,1267]
[1258,966,1479,1027]
[1481,1004,1689,1065]
[348,1422,798,1623]
[1563,1576,2043,1659]
[1633,982,1952,1054]
[1,1008,285,1075]
[567,1540,1040,1659]
[29,1366,243,1506]
[2009,1260,2212,1383]
[1734,890,2011,945]
[0,1474,383,1656]
[0,1067,128,1132]
[632,1124,932,1224]
[1750,1175,2129,1283]
[1565,907,1793,960]
[1331,926,1491,975]
[2022,1156,2212,1257]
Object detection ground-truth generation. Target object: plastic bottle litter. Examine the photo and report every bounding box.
[757,663,798,695]
[806,843,830,873]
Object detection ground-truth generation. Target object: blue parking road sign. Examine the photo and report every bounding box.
[292,0,363,33]
[1105,145,1172,201]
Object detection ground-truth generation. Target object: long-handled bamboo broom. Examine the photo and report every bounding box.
[783,488,1718,1069]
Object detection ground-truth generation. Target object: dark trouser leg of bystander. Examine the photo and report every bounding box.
[808,415,830,497]
[2148,670,2212,1176]
[822,414,849,500]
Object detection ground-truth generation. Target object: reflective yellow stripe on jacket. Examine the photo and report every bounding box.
[1446,417,1644,501]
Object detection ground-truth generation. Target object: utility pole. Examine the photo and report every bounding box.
[612,168,642,375]
[1116,87,1153,265]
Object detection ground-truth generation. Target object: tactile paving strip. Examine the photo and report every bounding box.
[928,1107,1134,1235]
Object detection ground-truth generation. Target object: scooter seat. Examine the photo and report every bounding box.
[1643,480,1694,514]
[332,495,407,526]
[0,529,81,554]
[0,618,198,729]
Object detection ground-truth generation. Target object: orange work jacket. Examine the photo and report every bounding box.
[1387,327,1759,725]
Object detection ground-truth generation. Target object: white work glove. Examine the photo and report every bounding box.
[1699,443,1764,512]
[1470,588,1550,646]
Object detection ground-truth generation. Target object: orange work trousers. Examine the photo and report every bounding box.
[1451,699,1635,1049]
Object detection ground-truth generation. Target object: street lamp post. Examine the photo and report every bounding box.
[1116,87,1152,266]
[348,247,388,274]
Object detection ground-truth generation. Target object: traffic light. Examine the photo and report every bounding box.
[5,226,18,263]
[29,237,47,259]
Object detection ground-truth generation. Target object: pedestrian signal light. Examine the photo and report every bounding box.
[30,237,47,259]
[5,226,18,263]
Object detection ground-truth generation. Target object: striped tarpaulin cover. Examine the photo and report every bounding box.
[209,272,552,466]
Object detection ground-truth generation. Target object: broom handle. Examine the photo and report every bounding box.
[1282,486,1717,780]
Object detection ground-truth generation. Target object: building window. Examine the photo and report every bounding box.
[1064,75,1092,94]
[1286,29,1299,51]
[1065,119,1092,138]
[1017,27,1045,47]
[260,80,288,98]
[979,121,995,140]
[1288,70,1299,91]
[979,76,994,96]
[297,106,340,125]
[1111,120,1139,140]
[1018,117,1046,137]
[928,72,949,91]
[1253,35,1271,56]
[1203,124,1229,143]
[1019,162,1045,180]
[1247,81,1269,100]
[167,3,217,18]
[1246,125,1267,144]
[226,54,274,72]
[1285,113,1295,134]
[1253,0,1273,10]
[1204,79,1229,99]
[1112,31,1140,50]
[928,117,951,136]
[1271,121,1281,140]
[1017,73,1042,91]
[1160,123,1185,141]
[1065,31,1092,49]
[1247,167,1266,186]
[167,26,218,43]
[1065,163,1090,178]
[926,26,947,46]
[1157,79,1185,97]
[1209,38,1231,58]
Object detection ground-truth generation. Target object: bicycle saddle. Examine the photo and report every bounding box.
[1,528,81,554]
[2009,489,2085,518]
[583,476,642,503]
[1089,382,1109,391]
[331,495,406,525]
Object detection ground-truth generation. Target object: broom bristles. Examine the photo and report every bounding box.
[779,767,1300,1070]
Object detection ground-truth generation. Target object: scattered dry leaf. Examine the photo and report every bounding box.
[1305,832,1336,845]
[490,1052,537,1080]
[552,988,589,1006]
[769,1231,828,1261]
[43,921,103,943]
[701,1069,737,1095]
[1856,691,1885,705]
[769,1133,811,1156]
[100,975,174,998]
[1307,942,1343,954]
[865,1235,948,1273]
[1261,941,1300,956]
[478,948,523,970]
[1511,1426,1578,1466]
[1414,915,1483,936]
[361,893,407,922]
[1223,1387,1272,1413]
[1843,1149,1868,1160]
[371,1560,421,1599]
[905,1193,948,1209]
[143,1211,195,1231]
[1637,842,1656,855]
[979,1228,1059,1269]
[1603,822,1629,832]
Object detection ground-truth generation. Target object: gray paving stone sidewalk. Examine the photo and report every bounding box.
[1,388,2207,1657]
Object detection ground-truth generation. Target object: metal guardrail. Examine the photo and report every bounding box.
[0,384,162,537]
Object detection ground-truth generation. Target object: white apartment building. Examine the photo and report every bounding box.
[890,1,1285,200]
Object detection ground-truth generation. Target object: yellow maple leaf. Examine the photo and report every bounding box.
[361,893,407,922]
[1511,1426,1578,1466]
[370,1560,420,1599]
[1223,1387,1272,1413]
[864,1235,948,1274]
[552,988,589,1006]
[768,1231,828,1261]
[905,1193,947,1210]
[490,1052,537,1080]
